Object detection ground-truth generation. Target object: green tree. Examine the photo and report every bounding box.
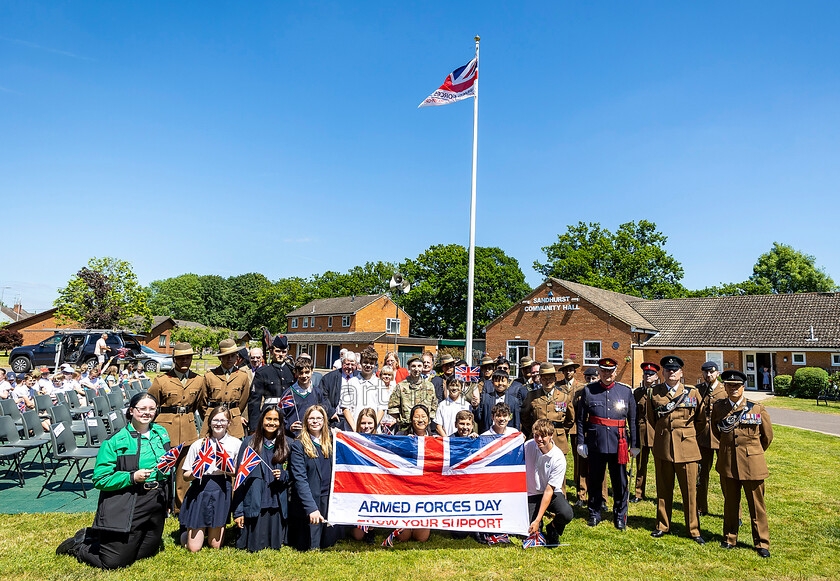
[399,244,531,338]
[148,274,207,322]
[170,326,230,359]
[310,261,396,298]
[749,242,836,294]
[534,221,685,299]
[227,273,273,335]
[256,277,315,334]
[55,257,151,331]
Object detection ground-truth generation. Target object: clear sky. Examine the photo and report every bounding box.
[3,1,839,312]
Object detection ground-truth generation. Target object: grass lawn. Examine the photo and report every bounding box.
[763,395,840,416]
[1,425,838,580]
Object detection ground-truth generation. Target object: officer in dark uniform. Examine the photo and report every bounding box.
[576,357,638,529]
[631,361,659,503]
[247,334,296,431]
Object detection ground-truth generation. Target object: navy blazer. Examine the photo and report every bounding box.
[281,384,334,437]
[231,435,290,520]
[576,381,639,453]
[475,390,522,433]
[289,439,331,518]
[320,368,360,412]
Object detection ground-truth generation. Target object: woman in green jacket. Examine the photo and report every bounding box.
[56,392,172,569]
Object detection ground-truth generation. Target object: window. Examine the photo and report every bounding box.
[302,318,308,328]
[158,335,166,348]
[328,316,333,327]
[386,318,401,335]
[342,316,351,327]
[546,341,564,365]
[291,318,298,329]
[583,341,601,365]
[832,353,840,367]
[705,351,724,371]
[792,352,806,365]
[310,317,315,327]
[507,340,530,378]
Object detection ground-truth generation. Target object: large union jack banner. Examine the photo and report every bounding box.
[329,432,528,534]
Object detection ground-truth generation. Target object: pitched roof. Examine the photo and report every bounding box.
[284,331,387,343]
[630,292,840,348]
[0,305,33,323]
[286,295,385,317]
[549,278,657,331]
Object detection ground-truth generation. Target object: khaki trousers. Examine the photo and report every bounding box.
[633,446,651,499]
[721,475,769,549]
[697,445,717,513]
[654,457,700,537]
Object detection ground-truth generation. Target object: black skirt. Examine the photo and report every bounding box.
[179,475,231,529]
[236,508,287,552]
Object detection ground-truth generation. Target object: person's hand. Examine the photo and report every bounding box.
[630,447,640,457]
[272,469,283,479]
[528,520,540,535]
[234,516,245,529]
[290,420,302,432]
[577,444,588,459]
[241,417,248,426]
[309,510,325,524]
[133,469,152,483]
[469,433,478,439]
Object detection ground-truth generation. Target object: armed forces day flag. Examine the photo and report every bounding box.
[329,431,529,535]
[418,57,477,107]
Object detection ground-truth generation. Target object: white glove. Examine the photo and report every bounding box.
[630,447,641,458]
[577,444,588,458]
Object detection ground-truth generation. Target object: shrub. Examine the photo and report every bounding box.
[773,374,792,396]
[791,367,829,398]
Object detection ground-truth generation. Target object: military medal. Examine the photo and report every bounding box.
[554,402,566,412]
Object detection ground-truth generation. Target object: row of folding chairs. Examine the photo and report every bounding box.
[0,408,54,486]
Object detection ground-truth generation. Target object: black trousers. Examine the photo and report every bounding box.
[587,452,628,523]
[527,493,573,534]
[290,495,339,551]
[77,488,166,569]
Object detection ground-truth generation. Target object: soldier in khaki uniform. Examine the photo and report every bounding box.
[631,361,659,503]
[648,355,707,544]
[199,339,250,439]
[696,360,727,515]
[522,362,575,453]
[388,355,438,432]
[712,370,773,558]
[147,341,205,511]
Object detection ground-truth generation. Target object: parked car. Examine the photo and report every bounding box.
[8,330,145,374]
[139,345,173,372]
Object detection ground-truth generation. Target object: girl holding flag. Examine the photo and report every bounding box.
[180,405,242,552]
[231,405,291,552]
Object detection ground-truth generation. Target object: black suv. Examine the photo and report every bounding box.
[9,330,145,374]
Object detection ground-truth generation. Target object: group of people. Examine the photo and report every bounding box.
[52,334,774,568]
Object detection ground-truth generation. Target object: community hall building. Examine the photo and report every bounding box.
[485,277,840,390]
[284,294,437,369]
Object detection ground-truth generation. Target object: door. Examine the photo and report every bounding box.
[743,352,758,390]
[398,346,422,369]
[33,335,61,367]
[755,352,774,391]
[326,345,342,368]
[507,340,530,378]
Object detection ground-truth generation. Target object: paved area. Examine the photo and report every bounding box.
[0,453,99,514]
[764,406,840,437]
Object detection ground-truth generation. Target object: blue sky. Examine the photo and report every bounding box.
[2,1,839,312]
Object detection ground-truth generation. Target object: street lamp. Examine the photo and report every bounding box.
[388,273,411,357]
[0,286,10,308]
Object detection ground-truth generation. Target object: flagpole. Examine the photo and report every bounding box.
[465,35,479,366]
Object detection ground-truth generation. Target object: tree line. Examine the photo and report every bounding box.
[50,223,836,340]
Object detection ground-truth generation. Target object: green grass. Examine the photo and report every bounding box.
[763,395,840,415]
[1,425,838,580]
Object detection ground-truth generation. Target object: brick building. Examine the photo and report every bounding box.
[285,294,437,369]
[486,277,840,391]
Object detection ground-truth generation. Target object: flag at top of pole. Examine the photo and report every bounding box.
[418,57,478,107]
[418,37,481,366]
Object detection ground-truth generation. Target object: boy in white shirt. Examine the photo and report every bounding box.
[480,403,519,436]
[525,418,574,546]
[340,347,387,430]
[0,369,11,399]
[13,373,37,410]
[434,378,479,437]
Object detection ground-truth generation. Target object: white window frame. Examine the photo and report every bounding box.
[705,351,724,371]
[791,352,806,365]
[342,316,351,327]
[310,317,315,327]
[546,341,564,366]
[386,318,401,335]
[302,317,308,328]
[328,316,333,327]
[158,335,166,348]
[583,341,602,366]
[291,318,298,329]
[832,353,840,367]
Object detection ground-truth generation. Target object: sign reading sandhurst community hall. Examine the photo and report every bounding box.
[329,432,529,535]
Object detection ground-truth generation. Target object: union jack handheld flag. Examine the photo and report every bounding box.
[522,532,546,548]
[454,365,480,382]
[155,443,184,474]
[191,438,217,480]
[280,392,296,409]
[17,400,26,413]
[382,529,403,548]
[233,446,262,492]
[214,440,235,474]
[485,533,511,545]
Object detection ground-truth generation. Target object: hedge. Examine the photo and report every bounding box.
[791,367,830,398]
[773,374,792,396]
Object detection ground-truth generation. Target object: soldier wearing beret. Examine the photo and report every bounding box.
[247,334,296,430]
[712,370,773,558]
[576,357,638,530]
[648,355,707,544]
[199,339,251,439]
[696,360,727,516]
[387,355,438,432]
[631,361,659,503]
[147,341,206,510]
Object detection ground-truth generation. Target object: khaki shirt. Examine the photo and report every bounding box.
[148,370,205,446]
[711,399,773,480]
[199,366,250,439]
[387,378,438,431]
[647,382,706,463]
[521,385,575,453]
[634,384,655,448]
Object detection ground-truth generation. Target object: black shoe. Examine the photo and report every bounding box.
[574,500,586,508]
[698,510,707,517]
[651,530,666,538]
[720,541,736,549]
[587,517,601,527]
[544,523,560,546]
[692,536,706,545]
[56,528,86,556]
[629,496,641,504]
[363,530,375,545]
[601,501,608,512]
[757,548,771,558]
[614,518,626,531]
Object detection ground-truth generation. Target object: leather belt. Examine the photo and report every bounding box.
[143,481,161,490]
[207,401,237,409]
[160,406,191,414]
[551,421,565,428]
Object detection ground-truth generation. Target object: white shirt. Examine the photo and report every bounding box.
[13,383,34,401]
[95,338,107,356]
[434,397,473,437]
[182,434,242,477]
[0,380,11,399]
[37,378,52,392]
[340,375,388,428]
[525,439,566,496]
[481,426,519,436]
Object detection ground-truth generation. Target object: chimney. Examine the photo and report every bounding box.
[13,303,21,314]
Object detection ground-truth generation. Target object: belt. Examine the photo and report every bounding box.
[142,480,161,490]
[264,397,281,405]
[589,416,625,428]
[589,415,629,465]
[207,401,238,409]
[160,406,191,414]
[551,421,566,428]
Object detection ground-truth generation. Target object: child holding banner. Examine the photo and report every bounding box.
[526,418,574,547]
[348,408,378,544]
[231,405,291,552]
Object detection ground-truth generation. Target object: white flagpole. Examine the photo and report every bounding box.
[465,35,479,365]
